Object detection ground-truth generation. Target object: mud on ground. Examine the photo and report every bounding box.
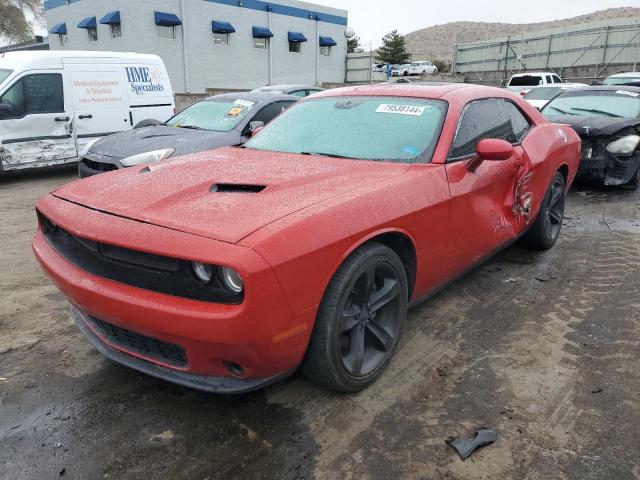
[1,168,639,480]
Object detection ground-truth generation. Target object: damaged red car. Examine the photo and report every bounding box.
[33,84,580,393]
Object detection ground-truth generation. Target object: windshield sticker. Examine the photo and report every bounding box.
[616,90,639,97]
[234,99,255,109]
[226,107,245,117]
[376,104,426,116]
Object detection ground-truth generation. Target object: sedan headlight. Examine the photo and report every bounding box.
[120,148,175,167]
[605,135,640,156]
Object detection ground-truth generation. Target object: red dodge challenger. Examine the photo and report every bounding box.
[33,84,580,393]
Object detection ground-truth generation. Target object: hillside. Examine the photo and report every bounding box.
[404,7,640,63]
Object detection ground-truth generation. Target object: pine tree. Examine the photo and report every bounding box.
[347,35,360,54]
[376,30,411,65]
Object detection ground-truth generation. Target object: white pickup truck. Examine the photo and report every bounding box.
[506,72,564,95]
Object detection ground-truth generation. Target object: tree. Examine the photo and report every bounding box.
[347,35,360,54]
[0,0,42,43]
[376,30,411,65]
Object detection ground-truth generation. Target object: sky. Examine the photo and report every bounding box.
[316,0,638,48]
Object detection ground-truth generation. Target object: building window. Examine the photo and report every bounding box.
[110,24,122,38]
[58,34,67,46]
[289,41,301,53]
[213,33,228,45]
[254,37,267,49]
[320,46,331,56]
[87,27,98,41]
[157,25,176,39]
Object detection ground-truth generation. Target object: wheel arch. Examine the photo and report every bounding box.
[336,228,418,300]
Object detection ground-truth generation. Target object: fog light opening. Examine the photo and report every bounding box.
[222,360,245,378]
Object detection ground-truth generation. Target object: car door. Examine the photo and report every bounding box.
[0,72,76,170]
[442,98,532,278]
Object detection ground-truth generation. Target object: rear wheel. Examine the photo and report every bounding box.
[520,172,565,249]
[302,242,408,392]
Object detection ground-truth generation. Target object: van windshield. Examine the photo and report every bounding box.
[166,98,255,132]
[0,69,11,85]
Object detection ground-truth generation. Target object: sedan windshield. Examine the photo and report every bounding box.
[0,69,11,85]
[524,87,566,101]
[541,90,640,118]
[166,99,255,131]
[245,96,447,163]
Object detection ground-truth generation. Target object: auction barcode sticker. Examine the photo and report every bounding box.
[376,104,426,116]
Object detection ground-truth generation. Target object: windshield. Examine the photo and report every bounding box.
[245,96,448,163]
[0,69,11,85]
[166,99,256,131]
[510,75,544,87]
[524,87,566,101]
[541,90,640,118]
[604,76,640,85]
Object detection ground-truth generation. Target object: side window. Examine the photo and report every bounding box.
[502,102,531,142]
[449,98,522,160]
[552,75,563,84]
[289,90,307,97]
[546,75,552,84]
[0,73,63,119]
[246,101,294,132]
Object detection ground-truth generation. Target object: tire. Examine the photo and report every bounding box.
[301,242,408,392]
[520,171,566,249]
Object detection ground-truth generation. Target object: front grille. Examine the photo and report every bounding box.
[86,315,188,368]
[82,158,118,172]
[39,214,243,304]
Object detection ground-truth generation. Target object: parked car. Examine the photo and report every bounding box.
[391,64,411,77]
[506,72,563,95]
[251,84,324,97]
[409,61,438,76]
[603,72,640,86]
[541,85,640,189]
[523,83,586,109]
[0,50,174,172]
[77,92,298,178]
[33,84,580,393]
[371,63,387,73]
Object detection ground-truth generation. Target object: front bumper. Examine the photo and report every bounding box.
[78,156,120,178]
[33,195,316,391]
[578,147,640,186]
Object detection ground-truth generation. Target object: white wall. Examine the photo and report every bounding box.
[45,0,348,93]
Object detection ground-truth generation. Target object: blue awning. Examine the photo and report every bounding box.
[212,21,235,34]
[288,31,307,43]
[49,22,67,35]
[77,16,97,29]
[154,11,182,27]
[319,36,337,47]
[99,11,120,25]
[252,26,273,39]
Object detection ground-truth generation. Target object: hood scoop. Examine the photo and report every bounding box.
[210,183,266,193]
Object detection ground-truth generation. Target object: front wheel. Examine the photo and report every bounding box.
[301,242,408,392]
[520,171,566,249]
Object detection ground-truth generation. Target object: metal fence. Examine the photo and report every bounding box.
[453,17,640,84]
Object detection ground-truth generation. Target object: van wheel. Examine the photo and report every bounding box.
[520,172,565,249]
[133,119,163,129]
[302,242,408,392]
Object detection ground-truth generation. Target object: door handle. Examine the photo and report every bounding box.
[54,116,70,122]
[78,114,93,119]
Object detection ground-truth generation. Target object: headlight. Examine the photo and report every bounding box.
[191,262,213,284]
[221,267,243,294]
[120,148,175,167]
[80,138,99,157]
[606,135,640,156]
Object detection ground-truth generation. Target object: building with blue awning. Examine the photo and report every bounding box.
[43,0,349,93]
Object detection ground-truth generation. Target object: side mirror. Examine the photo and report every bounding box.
[249,120,264,136]
[476,139,514,161]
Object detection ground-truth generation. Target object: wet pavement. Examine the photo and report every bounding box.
[1,168,639,480]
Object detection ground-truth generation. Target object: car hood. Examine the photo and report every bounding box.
[88,125,240,161]
[544,115,640,137]
[53,147,410,244]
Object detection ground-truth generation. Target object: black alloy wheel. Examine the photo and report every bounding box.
[302,242,408,392]
[521,171,566,249]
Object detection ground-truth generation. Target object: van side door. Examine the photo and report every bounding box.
[64,63,128,153]
[0,72,77,170]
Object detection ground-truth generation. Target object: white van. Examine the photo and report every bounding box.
[506,72,563,95]
[0,51,174,171]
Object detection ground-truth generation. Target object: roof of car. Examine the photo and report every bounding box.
[558,85,640,93]
[607,72,640,78]
[310,83,484,100]
[204,91,300,103]
[254,84,323,92]
[529,83,586,88]
[0,50,162,71]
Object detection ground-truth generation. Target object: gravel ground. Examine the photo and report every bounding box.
[1,166,639,480]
